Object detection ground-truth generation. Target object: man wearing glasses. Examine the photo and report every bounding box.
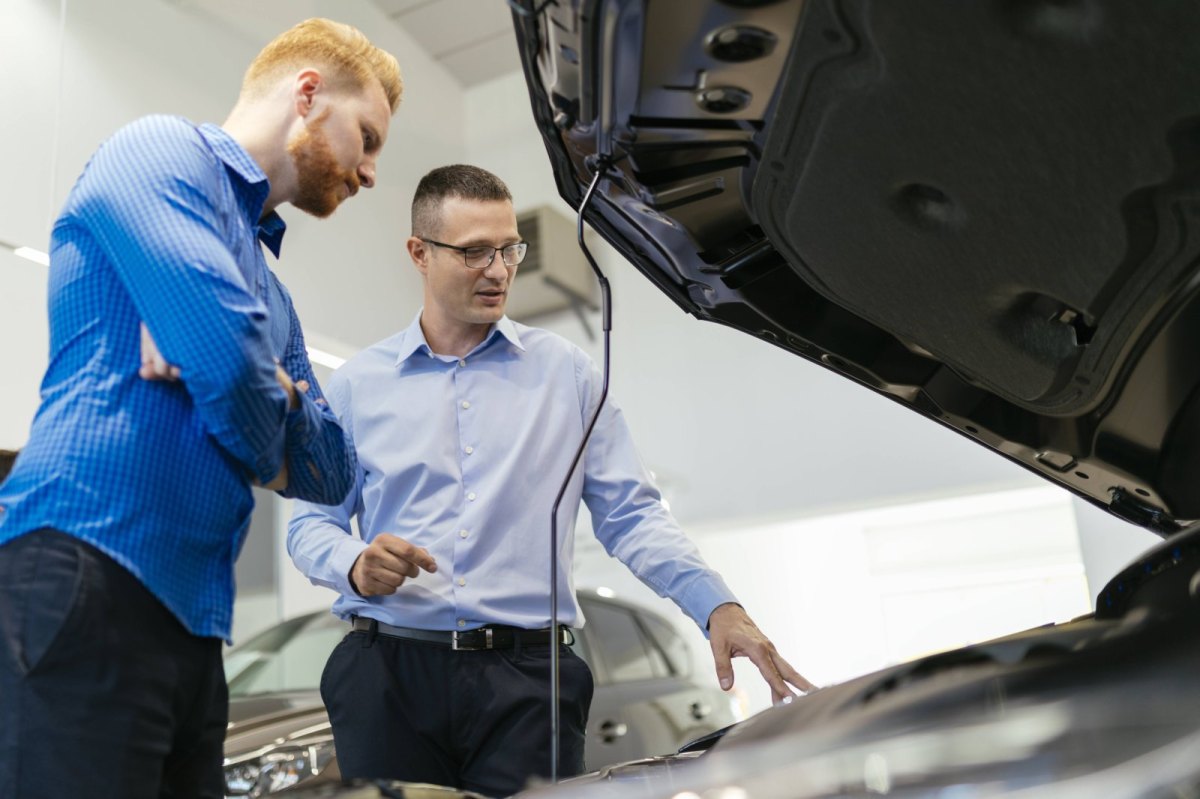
[287,164,812,797]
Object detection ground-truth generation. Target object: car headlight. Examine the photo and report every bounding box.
[224,740,336,797]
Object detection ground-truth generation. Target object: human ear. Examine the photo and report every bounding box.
[294,69,323,117]
[407,236,429,276]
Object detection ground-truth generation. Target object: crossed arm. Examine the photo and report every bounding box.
[140,319,353,504]
[139,324,300,491]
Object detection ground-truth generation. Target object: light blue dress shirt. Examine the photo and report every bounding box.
[0,116,353,641]
[288,313,737,633]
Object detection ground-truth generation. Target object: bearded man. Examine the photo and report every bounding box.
[0,19,401,799]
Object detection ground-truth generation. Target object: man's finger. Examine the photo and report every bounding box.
[372,566,409,589]
[351,551,404,597]
[356,561,408,594]
[362,574,404,595]
[774,654,817,693]
[141,348,166,377]
[139,323,180,381]
[376,535,438,573]
[395,558,419,579]
[408,548,437,573]
[711,639,735,691]
[259,462,288,491]
[274,364,300,409]
[363,549,415,581]
[746,645,794,703]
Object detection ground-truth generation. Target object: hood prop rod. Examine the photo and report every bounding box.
[550,155,613,782]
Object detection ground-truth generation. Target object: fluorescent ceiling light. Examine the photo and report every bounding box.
[14,247,50,266]
[0,237,50,266]
[306,346,346,370]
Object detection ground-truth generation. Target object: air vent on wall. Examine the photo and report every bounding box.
[507,205,599,322]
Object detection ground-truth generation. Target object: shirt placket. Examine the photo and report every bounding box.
[453,354,475,629]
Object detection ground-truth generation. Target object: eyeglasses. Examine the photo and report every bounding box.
[421,238,528,270]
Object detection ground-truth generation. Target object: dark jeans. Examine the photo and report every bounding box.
[321,627,594,798]
[0,530,228,799]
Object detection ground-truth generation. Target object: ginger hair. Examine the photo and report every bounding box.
[243,18,402,112]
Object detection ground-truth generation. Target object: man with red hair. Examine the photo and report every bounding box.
[0,18,401,799]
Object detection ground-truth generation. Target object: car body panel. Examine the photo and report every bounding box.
[513,526,1200,797]
[511,0,1200,531]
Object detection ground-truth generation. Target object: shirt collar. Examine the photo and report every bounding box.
[493,315,525,351]
[197,123,287,258]
[394,312,526,367]
[257,212,287,259]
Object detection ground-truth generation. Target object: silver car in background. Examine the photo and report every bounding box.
[222,590,737,797]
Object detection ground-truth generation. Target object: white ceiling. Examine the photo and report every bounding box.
[370,0,523,87]
[164,0,524,89]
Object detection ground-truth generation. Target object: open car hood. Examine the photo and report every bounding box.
[511,0,1200,535]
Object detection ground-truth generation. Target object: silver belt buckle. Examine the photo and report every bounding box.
[451,628,493,651]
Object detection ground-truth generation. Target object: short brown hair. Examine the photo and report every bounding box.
[412,165,513,238]
[243,18,403,113]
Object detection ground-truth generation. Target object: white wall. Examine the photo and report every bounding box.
[577,486,1095,715]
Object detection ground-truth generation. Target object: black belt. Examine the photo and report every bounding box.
[351,617,573,651]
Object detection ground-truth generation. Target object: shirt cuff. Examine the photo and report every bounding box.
[328,535,369,599]
[284,389,324,451]
[250,425,287,486]
[675,573,740,639]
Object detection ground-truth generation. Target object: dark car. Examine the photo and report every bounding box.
[504,0,1200,796]
[221,590,736,797]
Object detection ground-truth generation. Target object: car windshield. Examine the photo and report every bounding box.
[224,612,346,697]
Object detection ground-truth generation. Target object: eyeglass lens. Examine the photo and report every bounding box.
[464,243,527,269]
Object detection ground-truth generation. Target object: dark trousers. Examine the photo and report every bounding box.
[0,529,228,799]
[321,627,594,798]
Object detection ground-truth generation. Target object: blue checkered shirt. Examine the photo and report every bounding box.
[0,116,354,641]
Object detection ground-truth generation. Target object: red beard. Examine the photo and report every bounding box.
[288,110,359,219]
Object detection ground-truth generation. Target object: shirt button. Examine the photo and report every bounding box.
[464,446,474,455]
[458,359,467,368]
[467,492,477,501]
[458,578,467,587]
[459,529,469,538]
[457,619,466,627]
[461,400,471,409]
